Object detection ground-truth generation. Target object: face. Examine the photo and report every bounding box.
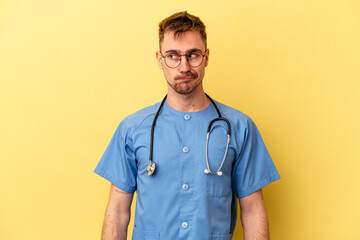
[156,31,209,95]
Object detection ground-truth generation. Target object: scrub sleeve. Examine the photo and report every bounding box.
[232,118,280,198]
[94,122,137,193]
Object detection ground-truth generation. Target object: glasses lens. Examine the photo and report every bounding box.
[187,52,203,67]
[163,52,205,68]
[165,54,180,68]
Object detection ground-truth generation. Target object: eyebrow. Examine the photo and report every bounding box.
[164,48,204,54]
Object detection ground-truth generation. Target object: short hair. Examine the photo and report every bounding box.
[158,11,207,50]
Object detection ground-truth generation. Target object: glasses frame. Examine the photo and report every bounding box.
[160,50,208,69]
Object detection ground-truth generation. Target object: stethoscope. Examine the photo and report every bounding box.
[147,93,231,177]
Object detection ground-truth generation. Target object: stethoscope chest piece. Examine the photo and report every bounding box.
[147,162,156,176]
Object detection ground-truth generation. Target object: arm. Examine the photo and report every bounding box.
[239,189,269,240]
[101,184,134,240]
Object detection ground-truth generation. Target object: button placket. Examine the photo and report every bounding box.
[179,112,194,239]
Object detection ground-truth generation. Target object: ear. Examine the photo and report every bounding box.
[156,51,163,69]
[204,49,209,67]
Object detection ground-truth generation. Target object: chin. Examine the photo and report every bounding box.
[175,84,200,95]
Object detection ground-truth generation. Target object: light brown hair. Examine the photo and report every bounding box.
[158,11,207,50]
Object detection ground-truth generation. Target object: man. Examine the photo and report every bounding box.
[95,11,280,240]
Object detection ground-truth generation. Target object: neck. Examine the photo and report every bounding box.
[166,88,210,112]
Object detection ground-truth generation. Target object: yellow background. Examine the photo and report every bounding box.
[1,0,359,239]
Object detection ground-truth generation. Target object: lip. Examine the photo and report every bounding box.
[177,77,192,81]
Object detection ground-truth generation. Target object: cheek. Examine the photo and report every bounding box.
[163,69,174,80]
[196,68,205,79]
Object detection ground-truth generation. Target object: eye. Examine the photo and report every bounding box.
[167,54,179,60]
[188,52,201,58]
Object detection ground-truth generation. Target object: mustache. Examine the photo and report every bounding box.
[174,72,198,80]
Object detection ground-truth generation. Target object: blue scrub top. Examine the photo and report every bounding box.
[95,100,280,240]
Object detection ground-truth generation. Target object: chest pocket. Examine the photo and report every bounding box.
[203,125,234,197]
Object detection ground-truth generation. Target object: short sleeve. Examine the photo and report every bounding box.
[232,118,280,198]
[94,122,137,193]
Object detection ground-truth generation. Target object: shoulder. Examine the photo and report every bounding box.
[118,102,159,135]
[213,100,264,144]
[214,101,254,128]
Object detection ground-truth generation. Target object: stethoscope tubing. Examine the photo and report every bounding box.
[149,95,167,166]
[148,94,231,176]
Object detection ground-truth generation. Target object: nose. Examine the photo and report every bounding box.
[178,56,191,72]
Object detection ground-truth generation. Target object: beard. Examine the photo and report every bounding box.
[167,71,201,95]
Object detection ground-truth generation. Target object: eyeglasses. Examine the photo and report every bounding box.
[160,50,207,69]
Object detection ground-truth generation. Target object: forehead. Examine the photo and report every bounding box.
[161,31,206,52]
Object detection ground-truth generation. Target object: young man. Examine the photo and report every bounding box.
[95,11,280,240]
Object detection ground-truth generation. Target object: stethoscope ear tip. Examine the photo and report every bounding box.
[204,169,223,176]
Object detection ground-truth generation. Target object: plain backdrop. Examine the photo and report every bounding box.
[1,0,359,239]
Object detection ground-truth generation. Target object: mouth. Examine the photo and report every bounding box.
[178,77,192,81]
[174,73,198,81]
